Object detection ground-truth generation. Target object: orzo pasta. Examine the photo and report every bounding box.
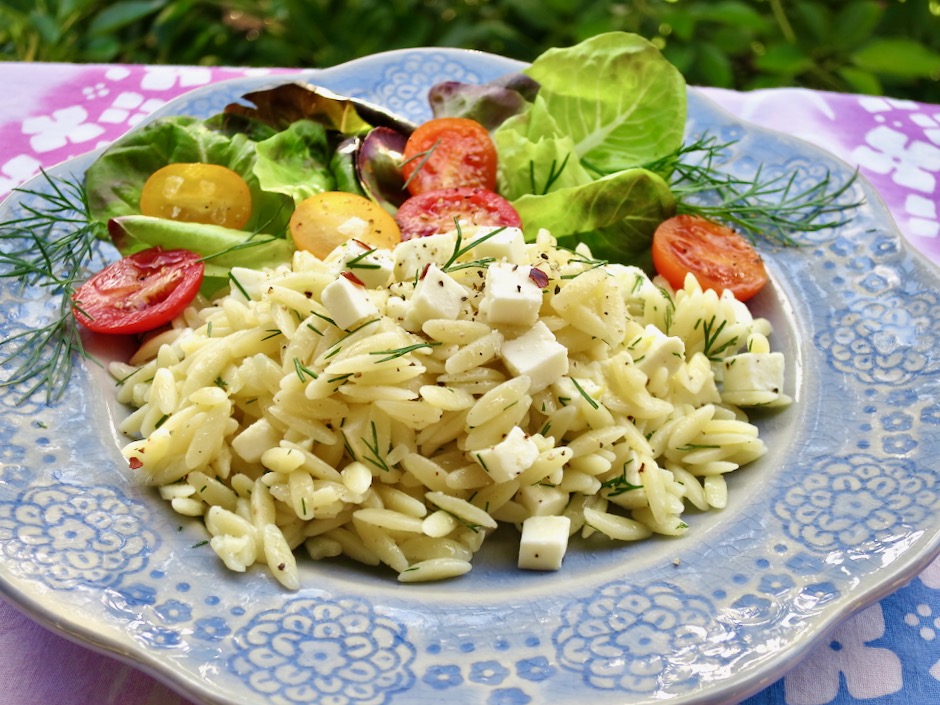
[113,225,789,587]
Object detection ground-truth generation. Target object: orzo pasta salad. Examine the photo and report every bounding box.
[112,225,789,587]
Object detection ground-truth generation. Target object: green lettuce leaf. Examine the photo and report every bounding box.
[492,32,687,271]
[253,119,336,204]
[494,95,593,199]
[85,115,293,234]
[108,214,294,293]
[511,168,676,272]
[521,31,687,171]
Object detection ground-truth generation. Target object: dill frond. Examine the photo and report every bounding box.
[0,170,107,404]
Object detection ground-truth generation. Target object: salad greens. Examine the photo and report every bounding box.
[85,116,293,234]
[1,30,860,405]
[84,32,692,273]
[108,215,294,291]
[491,33,685,268]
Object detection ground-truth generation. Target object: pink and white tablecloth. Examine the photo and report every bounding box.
[1,61,939,705]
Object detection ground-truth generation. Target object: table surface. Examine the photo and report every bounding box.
[1,61,939,705]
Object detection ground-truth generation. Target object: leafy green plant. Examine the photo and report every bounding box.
[0,0,937,101]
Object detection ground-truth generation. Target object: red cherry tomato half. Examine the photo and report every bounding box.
[72,247,205,335]
[651,214,769,301]
[401,117,498,196]
[395,187,522,240]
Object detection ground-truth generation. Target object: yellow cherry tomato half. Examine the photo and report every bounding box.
[140,163,253,229]
[289,192,402,259]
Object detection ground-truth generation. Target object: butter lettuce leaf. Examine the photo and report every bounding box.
[521,31,686,171]
[511,168,676,272]
[493,96,593,199]
[85,115,293,235]
[108,214,294,293]
[491,32,687,270]
[253,119,336,204]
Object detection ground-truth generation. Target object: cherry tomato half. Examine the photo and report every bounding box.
[395,187,522,240]
[651,214,769,301]
[140,163,252,229]
[72,248,205,335]
[401,117,498,196]
[289,191,401,259]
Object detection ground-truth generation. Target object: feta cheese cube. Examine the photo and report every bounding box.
[468,226,528,264]
[404,264,468,331]
[473,426,540,484]
[628,324,685,379]
[227,266,270,301]
[336,216,370,239]
[479,262,544,326]
[501,321,569,393]
[320,275,379,330]
[326,239,395,288]
[393,231,458,282]
[518,484,570,516]
[518,515,571,571]
[721,351,790,407]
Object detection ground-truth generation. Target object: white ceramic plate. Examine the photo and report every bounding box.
[2,47,940,705]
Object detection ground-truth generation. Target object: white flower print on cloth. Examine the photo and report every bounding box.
[852,123,940,193]
[0,153,42,194]
[20,105,105,153]
[98,91,168,127]
[911,557,940,684]
[850,98,940,249]
[140,65,214,91]
[783,604,902,705]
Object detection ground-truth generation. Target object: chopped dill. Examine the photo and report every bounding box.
[293,357,318,382]
[360,421,392,472]
[370,341,441,362]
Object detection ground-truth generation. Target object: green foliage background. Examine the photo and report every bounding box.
[1,0,938,102]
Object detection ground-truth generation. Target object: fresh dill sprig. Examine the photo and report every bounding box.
[0,171,106,404]
[699,315,739,360]
[644,133,863,243]
[345,246,381,270]
[360,421,392,473]
[293,357,318,382]
[601,461,643,497]
[529,153,571,195]
[199,232,282,262]
[570,377,599,410]
[401,138,441,191]
[442,220,508,272]
[369,341,441,363]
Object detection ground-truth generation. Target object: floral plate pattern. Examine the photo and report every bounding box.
[1,48,940,705]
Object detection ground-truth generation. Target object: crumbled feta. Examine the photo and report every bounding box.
[404,264,468,331]
[628,324,685,379]
[227,266,270,301]
[479,262,544,326]
[518,515,571,571]
[721,351,789,407]
[501,321,569,393]
[320,275,379,330]
[326,239,395,288]
[517,484,570,516]
[393,231,458,282]
[468,226,528,264]
[336,216,370,240]
[473,426,540,484]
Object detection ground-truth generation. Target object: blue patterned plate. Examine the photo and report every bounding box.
[2,48,940,705]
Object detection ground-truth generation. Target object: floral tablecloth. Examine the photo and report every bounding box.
[0,61,939,705]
